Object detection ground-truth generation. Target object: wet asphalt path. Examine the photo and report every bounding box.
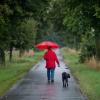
[0,49,87,100]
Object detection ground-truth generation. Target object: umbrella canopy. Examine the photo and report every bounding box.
[35,41,60,49]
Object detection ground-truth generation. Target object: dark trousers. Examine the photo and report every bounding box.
[47,68,55,81]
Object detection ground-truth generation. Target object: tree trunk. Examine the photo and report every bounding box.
[95,31,100,68]
[95,33,100,60]
[9,43,13,62]
[0,48,5,65]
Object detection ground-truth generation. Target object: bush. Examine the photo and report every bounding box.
[79,31,96,63]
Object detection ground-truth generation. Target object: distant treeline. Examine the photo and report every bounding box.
[0,0,100,67]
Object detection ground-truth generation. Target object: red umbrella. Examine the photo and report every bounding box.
[35,41,60,49]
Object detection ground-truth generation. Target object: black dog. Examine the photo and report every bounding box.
[62,72,70,87]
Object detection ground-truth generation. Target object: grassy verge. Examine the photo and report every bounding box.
[0,51,43,96]
[61,48,100,100]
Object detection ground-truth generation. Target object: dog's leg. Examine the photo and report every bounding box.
[65,81,66,87]
[66,79,68,87]
[67,82,68,87]
[63,80,65,87]
[64,80,66,87]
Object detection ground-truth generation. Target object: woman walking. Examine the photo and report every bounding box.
[44,47,60,83]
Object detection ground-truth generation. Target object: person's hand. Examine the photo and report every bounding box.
[58,64,60,67]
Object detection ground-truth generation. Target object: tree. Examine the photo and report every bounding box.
[0,2,12,64]
[0,0,50,62]
[16,18,37,57]
[44,0,100,64]
[64,0,100,62]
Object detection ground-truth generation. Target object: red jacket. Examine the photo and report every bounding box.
[44,49,59,68]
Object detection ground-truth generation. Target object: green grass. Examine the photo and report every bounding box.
[61,48,100,100]
[0,51,43,96]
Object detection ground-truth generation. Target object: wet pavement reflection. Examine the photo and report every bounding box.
[0,49,87,100]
